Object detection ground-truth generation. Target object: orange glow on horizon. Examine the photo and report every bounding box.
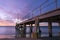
[0,20,15,26]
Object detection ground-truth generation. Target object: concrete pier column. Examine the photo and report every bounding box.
[22,24,26,38]
[38,23,41,38]
[30,24,33,38]
[27,24,32,38]
[48,22,52,37]
[32,17,39,38]
[16,24,24,38]
[15,24,20,38]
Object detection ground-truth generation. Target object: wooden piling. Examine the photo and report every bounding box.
[32,17,39,38]
[22,24,26,38]
[48,22,52,37]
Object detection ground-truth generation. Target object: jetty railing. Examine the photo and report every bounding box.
[23,0,60,20]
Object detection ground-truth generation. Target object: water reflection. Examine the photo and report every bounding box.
[16,26,60,38]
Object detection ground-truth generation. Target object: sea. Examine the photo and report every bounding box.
[26,26,60,37]
[0,26,60,38]
[0,26,15,38]
[40,26,60,37]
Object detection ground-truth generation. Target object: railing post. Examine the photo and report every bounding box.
[40,6,41,14]
[32,12,33,18]
[55,0,58,9]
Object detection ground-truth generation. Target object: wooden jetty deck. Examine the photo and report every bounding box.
[20,8,60,24]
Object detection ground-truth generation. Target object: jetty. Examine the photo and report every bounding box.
[15,0,60,40]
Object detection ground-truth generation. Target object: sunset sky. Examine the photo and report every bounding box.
[0,0,59,26]
[0,0,45,26]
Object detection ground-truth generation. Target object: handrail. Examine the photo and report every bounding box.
[23,0,59,20]
[23,0,48,19]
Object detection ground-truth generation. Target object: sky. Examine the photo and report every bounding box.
[0,0,59,26]
[0,0,45,26]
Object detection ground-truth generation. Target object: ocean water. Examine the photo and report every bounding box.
[25,26,60,37]
[0,26,15,35]
[0,26,60,38]
[40,26,60,37]
[0,26,15,38]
